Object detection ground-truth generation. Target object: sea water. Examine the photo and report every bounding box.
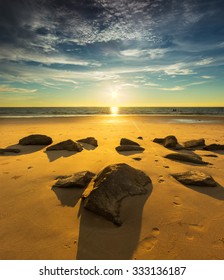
[0,107,224,118]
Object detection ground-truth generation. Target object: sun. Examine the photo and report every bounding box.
[111,90,118,99]
[110,106,119,115]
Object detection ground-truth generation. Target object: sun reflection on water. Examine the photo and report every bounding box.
[110,106,119,115]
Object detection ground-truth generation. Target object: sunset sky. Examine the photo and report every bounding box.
[0,0,224,107]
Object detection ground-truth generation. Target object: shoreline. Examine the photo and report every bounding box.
[1,114,224,124]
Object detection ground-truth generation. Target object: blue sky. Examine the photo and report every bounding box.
[0,0,224,107]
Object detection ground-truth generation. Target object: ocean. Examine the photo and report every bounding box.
[0,107,224,118]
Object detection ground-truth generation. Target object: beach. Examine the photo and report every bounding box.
[0,115,224,260]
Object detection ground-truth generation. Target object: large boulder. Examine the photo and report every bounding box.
[19,134,52,145]
[77,137,98,147]
[172,170,217,187]
[53,171,95,188]
[84,163,151,225]
[183,138,205,149]
[203,144,224,151]
[46,139,83,152]
[115,145,145,152]
[120,138,140,146]
[164,152,208,164]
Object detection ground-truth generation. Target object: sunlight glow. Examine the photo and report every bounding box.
[110,106,119,115]
[111,90,118,99]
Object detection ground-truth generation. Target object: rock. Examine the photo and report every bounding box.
[153,135,180,149]
[137,136,143,140]
[164,152,208,164]
[77,137,98,147]
[133,157,142,161]
[53,171,95,188]
[115,145,145,152]
[0,148,20,154]
[203,154,218,158]
[163,135,178,148]
[183,138,205,149]
[46,139,83,152]
[120,138,140,146]
[19,134,52,145]
[84,163,151,225]
[153,138,164,144]
[203,144,224,151]
[172,170,217,187]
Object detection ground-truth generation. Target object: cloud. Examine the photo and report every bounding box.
[201,75,214,79]
[144,82,159,87]
[196,58,214,66]
[0,46,101,67]
[160,81,207,91]
[160,86,185,91]
[162,63,195,75]
[120,49,145,57]
[147,48,167,59]
[0,85,37,94]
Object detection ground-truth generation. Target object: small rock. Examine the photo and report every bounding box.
[46,139,83,152]
[116,145,145,152]
[137,136,143,140]
[120,138,140,146]
[203,144,224,151]
[183,138,205,149]
[53,171,95,188]
[77,137,98,147]
[203,154,218,158]
[19,134,52,145]
[172,170,217,187]
[84,163,151,225]
[164,152,208,164]
[133,157,142,161]
[0,148,20,154]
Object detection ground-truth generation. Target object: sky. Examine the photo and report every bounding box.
[0,0,224,107]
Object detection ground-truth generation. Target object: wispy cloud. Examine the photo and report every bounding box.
[196,58,214,66]
[0,85,37,94]
[0,47,101,67]
[160,86,185,91]
[201,75,214,79]
[160,81,207,91]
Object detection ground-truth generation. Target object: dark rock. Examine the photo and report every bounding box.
[116,145,145,152]
[77,137,98,147]
[46,139,83,152]
[164,152,208,164]
[203,154,218,158]
[84,163,151,225]
[153,138,164,144]
[53,171,95,188]
[183,138,205,149]
[172,170,217,187]
[203,144,224,151]
[19,134,52,145]
[163,135,178,148]
[137,136,143,140]
[0,148,20,154]
[153,135,181,149]
[120,138,140,146]
[133,157,142,161]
